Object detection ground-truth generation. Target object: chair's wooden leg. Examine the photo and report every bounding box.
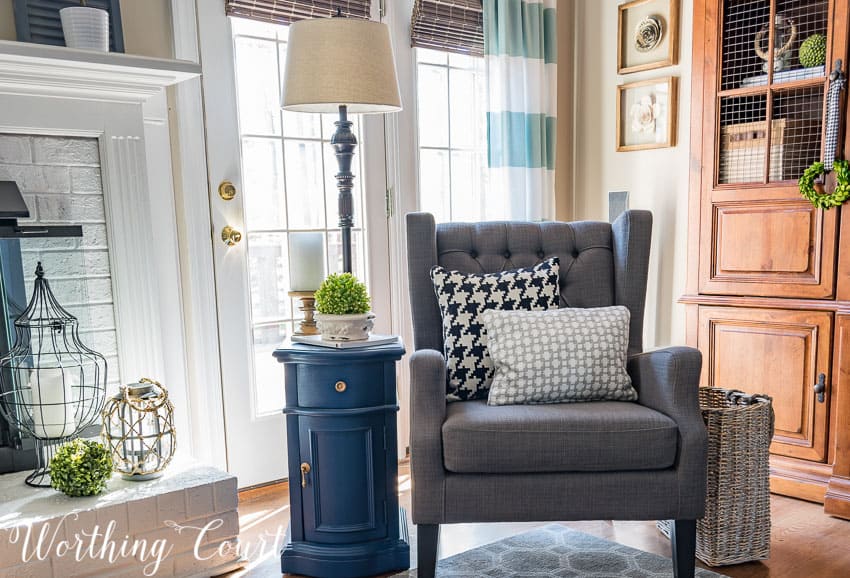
[417,524,439,578]
[671,519,697,578]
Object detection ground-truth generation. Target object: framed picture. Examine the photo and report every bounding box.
[618,0,678,74]
[616,76,677,152]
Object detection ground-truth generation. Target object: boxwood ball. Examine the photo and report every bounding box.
[799,34,827,68]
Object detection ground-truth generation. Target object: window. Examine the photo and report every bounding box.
[230,17,368,414]
[416,48,499,223]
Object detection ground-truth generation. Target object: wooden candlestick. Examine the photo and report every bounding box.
[289,291,319,336]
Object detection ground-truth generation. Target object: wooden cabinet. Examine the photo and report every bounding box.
[274,341,410,577]
[687,0,850,517]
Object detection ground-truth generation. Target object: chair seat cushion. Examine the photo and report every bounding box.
[442,400,678,473]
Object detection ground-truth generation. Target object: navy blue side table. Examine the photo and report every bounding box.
[273,339,410,578]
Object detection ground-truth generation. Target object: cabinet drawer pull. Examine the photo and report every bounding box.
[814,373,827,403]
[300,462,311,487]
[334,381,347,392]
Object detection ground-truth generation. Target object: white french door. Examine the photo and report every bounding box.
[196,4,392,488]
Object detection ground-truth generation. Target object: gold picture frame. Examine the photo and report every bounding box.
[616,76,678,152]
[618,0,679,74]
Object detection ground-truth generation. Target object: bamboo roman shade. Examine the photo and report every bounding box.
[224,1,371,26]
[410,0,484,56]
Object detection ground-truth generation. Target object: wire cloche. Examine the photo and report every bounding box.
[0,263,107,486]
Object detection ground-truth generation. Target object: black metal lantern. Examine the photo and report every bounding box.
[0,262,107,486]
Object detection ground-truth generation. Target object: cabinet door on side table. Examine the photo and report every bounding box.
[299,414,388,544]
[698,306,833,462]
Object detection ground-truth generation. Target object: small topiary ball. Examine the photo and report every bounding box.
[799,34,827,68]
[314,273,371,315]
[50,439,113,497]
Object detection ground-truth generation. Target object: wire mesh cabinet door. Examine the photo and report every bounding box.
[697,0,843,299]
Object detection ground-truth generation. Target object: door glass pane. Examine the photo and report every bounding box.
[718,94,769,184]
[285,140,326,229]
[241,137,286,230]
[247,233,291,324]
[770,86,824,182]
[230,18,370,416]
[252,323,287,414]
[233,36,282,136]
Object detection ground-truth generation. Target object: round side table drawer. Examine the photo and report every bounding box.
[296,363,385,408]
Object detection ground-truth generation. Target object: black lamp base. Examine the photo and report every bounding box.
[331,104,356,274]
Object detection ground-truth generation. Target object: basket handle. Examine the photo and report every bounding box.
[725,389,775,437]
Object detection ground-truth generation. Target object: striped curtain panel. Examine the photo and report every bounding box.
[484,0,557,221]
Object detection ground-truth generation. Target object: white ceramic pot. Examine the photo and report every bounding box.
[60,6,109,52]
[315,313,375,342]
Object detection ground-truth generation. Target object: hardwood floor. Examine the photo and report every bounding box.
[226,463,850,577]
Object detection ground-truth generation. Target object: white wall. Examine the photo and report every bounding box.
[572,0,693,348]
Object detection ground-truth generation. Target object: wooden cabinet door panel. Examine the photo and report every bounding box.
[700,199,837,298]
[698,306,832,462]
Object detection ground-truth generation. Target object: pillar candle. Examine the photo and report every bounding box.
[289,232,326,291]
[30,369,77,439]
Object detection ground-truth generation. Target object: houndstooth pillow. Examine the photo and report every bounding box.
[430,258,560,402]
[481,306,637,406]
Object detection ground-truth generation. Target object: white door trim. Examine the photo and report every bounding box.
[167,0,229,471]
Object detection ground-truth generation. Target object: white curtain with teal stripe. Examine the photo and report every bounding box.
[484,0,557,221]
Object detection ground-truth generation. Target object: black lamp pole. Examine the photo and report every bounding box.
[332,104,356,274]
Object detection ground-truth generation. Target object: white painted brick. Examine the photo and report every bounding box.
[185,484,215,521]
[172,543,242,577]
[201,510,239,545]
[0,135,32,164]
[19,194,37,221]
[156,491,187,526]
[0,163,70,193]
[65,303,117,332]
[81,224,109,248]
[70,167,102,193]
[95,502,130,540]
[127,496,158,535]
[213,477,238,514]
[32,137,100,166]
[36,194,106,223]
[22,249,112,279]
[40,278,115,307]
[0,559,53,578]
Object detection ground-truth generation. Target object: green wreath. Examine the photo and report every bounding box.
[799,160,850,209]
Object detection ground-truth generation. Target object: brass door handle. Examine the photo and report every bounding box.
[218,181,237,201]
[300,462,311,487]
[221,226,242,246]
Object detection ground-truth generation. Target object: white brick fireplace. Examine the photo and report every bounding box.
[0,40,243,577]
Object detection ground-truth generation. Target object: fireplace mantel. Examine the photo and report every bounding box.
[0,40,203,463]
[0,40,201,102]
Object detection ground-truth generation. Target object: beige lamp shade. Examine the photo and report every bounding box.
[282,17,402,114]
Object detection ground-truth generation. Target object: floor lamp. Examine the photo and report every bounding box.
[282,15,402,274]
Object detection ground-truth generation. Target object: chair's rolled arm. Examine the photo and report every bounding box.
[628,346,708,519]
[409,348,448,523]
[628,346,703,423]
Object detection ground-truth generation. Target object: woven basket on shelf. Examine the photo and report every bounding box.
[658,387,774,567]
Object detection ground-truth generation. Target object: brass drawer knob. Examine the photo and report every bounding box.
[334,381,347,392]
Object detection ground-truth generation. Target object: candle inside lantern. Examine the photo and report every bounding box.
[30,369,76,439]
[289,232,326,291]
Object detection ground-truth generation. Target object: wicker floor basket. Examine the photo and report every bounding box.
[658,387,774,566]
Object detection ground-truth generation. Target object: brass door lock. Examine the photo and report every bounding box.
[221,226,242,246]
[300,462,311,487]
[218,181,237,201]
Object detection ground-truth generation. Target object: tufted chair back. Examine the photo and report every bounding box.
[405,211,652,357]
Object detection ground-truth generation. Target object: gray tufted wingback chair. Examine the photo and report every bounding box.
[405,211,708,578]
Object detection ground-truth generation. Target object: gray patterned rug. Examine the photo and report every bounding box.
[398,524,727,577]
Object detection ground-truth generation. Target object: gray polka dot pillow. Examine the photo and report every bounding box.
[480,306,637,406]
